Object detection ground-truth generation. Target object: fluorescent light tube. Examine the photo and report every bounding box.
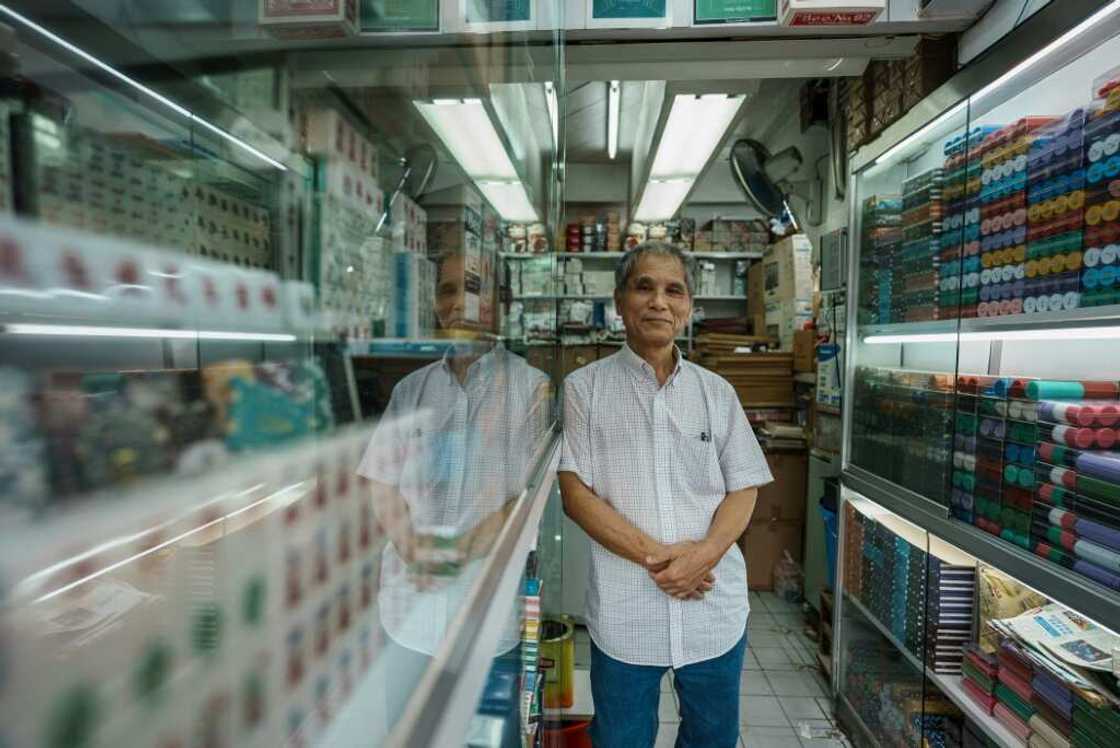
[634,178,694,222]
[544,82,559,148]
[864,326,1120,345]
[608,80,621,160]
[0,4,286,171]
[649,94,745,179]
[871,101,967,171]
[476,181,539,223]
[415,98,519,180]
[4,323,296,342]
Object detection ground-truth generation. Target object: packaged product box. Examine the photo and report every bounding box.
[388,251,435,338]
[259,0,360,38]
[793,329,816,372]
[779,0,884,26]
[747,261,766,320]
[765,299,813,350]
[815,343,842,408]
[753,452,809,524]
[739,519,804,590]
[762,234,814,305]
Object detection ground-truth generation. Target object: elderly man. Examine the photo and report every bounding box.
[559,241,773,748]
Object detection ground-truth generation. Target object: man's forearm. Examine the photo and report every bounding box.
[558,471,662,568]
[699,486,759,563]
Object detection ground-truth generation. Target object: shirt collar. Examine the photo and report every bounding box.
[440,339,504,384]
[620,342,683,387]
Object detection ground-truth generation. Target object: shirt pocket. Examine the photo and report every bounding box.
[669,411,724,498]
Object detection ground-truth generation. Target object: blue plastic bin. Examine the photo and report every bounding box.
[819,505,839,588]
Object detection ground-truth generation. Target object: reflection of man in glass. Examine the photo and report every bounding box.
[357,250,549,731]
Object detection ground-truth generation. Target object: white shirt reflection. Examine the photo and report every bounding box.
[357,341,548,656]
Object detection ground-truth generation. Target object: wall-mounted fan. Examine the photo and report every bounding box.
[376,144,438,235]
[730,138,823,228]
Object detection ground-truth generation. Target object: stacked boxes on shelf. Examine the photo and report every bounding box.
[1083,69,1120,309]
[951,375,983,524]
[1,427,385,748]
[1029,380,1120,592]
[761,234,813,349]
[304,108,390,337]
[961,645,999,715]
[847,506,976,675]
[939,132,972,320]
[428,187,496,333]
[975,120,1032,318]
[899,169,944,322]
[1025,111,1087,315]
[858,195,902,324]
[850,368,954,503]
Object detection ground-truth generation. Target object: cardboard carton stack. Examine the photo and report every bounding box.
[693,342,795,409]
[749,234,815,350]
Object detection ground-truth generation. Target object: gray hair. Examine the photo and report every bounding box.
[614,241,694,297]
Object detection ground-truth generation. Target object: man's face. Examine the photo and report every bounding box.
[435,254,466,330]
[614,253,692,348]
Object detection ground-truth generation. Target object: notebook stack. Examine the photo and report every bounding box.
[899,168,945,322]
[1072,692,1120,748]
[993,641,1038,742]
[859,194,903,324]
[962,645,999,714]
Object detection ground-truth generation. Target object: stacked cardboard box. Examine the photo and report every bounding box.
[761,234,814,349]
[694,340,795,408]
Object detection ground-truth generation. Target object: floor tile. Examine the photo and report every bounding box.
[743,725,802,747]
[748,611,779,631]
[765,672,827,698]
[746,628,786,647]
[741,695,790,727]
[779,697,826,722]
[740,672,773,696]
[795,719,838,737]
[742,650,761,671]
[753,646,798,671]
[772,612,806,630]
[654,722,678,748]
[658,691,679,722]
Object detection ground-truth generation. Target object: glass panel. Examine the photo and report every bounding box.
[0,2,564,745]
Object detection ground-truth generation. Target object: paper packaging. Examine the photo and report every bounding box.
[779,0,885,25]
[739,519,804,591]
[259,0,360,39]
[763,234,814,305]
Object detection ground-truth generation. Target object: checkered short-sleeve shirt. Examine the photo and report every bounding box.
[560,344,773,667]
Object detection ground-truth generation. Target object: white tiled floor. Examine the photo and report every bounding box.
[572,591,853,748]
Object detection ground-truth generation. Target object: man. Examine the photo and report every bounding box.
[358,250,550,741]
[559,241,773,748]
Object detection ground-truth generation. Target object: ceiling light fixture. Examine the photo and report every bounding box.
[634,93,745,222]
[864,325,1120,345]
[415,98,539,222]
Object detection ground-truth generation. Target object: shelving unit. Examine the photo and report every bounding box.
[838,8,1120,748]
[842,592,1021,748]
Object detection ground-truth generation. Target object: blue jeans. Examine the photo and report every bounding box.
[588,631,747,748]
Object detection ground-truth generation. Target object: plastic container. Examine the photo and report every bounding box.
[820,505,839,589]
[540,617,575,708]
[542,720,592,748]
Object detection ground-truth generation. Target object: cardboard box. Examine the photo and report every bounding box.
[748,262,766,320]
[753,452,808,524]
[763,234,814,305]
[793,330,816,372]
[779,0,884,25]
[740,519,804,591]
[765,299,813,350]
[259,0,359,38]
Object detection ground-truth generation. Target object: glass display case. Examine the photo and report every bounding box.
[835,488,1120,748]
[844,2,1120,625]
[0,2,566,746]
